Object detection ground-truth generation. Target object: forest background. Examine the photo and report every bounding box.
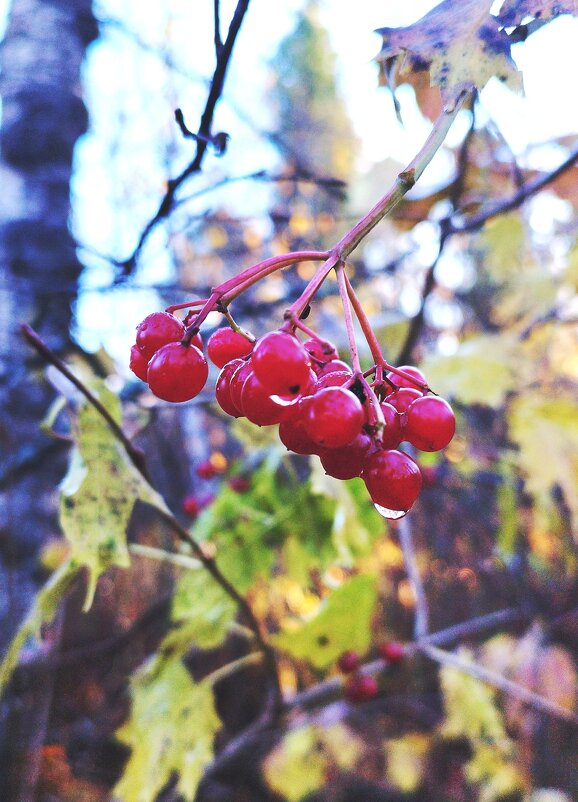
[0,1,577,801]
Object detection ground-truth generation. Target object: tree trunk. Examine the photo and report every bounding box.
[0,1,97,798]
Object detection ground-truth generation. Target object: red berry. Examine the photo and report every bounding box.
[229,476,250,493]
[337,650,361,673]
[361,449,422,515]
[197,460,218,479]
[240,372,293,426]
[380,402,403,449]
[316,359,352,378]
[228,360,254,415]
[136,312,185,360]
[320,432,372,480]
[207,327,254,368]
[129,344,149,382]
[189,331,204,352]
[303,337,339,364]
[314,370,352,392]
[251,331,311,395]
[420,465,438,487]
[182,495,200,518]
[385,387,422,413]
[215,358,244,417]
[304,387,364,449]
[404,396,456,452]
[378,642,405,664]
[147,342,208,403]
[278,400,322,455]
[387,365,426,390]
[344,674,379,703]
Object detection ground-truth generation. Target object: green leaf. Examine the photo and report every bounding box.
[272,574,377,669]
[478,214,526,282]
[60,396,167,609]
[0,560,78,698]
[167,568,237,652]
[113,656,220,802]
[376,0,522,109]
[508,392,578,537]
[263,724,361,802]
[421,333,519,408]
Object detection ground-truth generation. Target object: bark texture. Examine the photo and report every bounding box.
[0,1,97,798]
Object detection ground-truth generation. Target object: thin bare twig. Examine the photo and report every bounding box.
[397,515,429,639]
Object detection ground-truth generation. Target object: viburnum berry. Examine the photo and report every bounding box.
[182,495,200,518]
[207,327,254,368]
[303,337,339,364]
[320,432,372,480]
[385,387,422,413]
[251,330,311,395]
[229,476,250,493]
[228,360,254,415]
[215,358,244,417]
[313,370,352,392]
[316,359,352,378]
[337,650,361,674]
[304,387,364,449]
[278,400,323,455]
[378,641,405,664]
[380,401,403,449]
[343,674,379,703]
[387,365,427,390]
[147,342,208,403]
[240,372,294,426]
[129,344,149,382]
[404,395,456,452]
[136,312,185,360]
[361,449,422,516]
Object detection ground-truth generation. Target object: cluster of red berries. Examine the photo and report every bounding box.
[130,311,456,518]
[338,642,405,703]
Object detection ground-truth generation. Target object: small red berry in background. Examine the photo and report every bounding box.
[378,642,405,664]
[196,461,217,480]
[182,495,200,518]
[337,650,361,674]
[229,476,250,494]
[343,674,379,703]
[207,327,254,368]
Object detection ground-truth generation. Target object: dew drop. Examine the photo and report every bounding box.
[373,503,407,520]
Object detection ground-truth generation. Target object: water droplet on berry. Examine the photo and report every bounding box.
[373,503,407,520]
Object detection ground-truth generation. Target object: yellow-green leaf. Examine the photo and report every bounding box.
[60,398,167,609]
[272,574,377,669]
[421,333,519,408]
[385,734,430,792]
[508,392,578,537]
[167,568,237,652]
[376,0,522,108]
[113,657,220,802]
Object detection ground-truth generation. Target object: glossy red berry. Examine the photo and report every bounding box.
[303,337,339,364]
[240,372,293,426]
[136,312,185,360]
[387,365,427,390]
[197,460,218,479]
[129,344,149,382]
[278,400,322,455]
[380,401,403,449]
[215,358,244,417]
[207,327,254,368]
[404,396,456,452]
[316,359,352,378]
[378,642,405,664]
[251,331,311,395]
[229,476,250,493]
[147,342,208,403]
[344,674,379,703]
[385,387,422,413]
[304,387,364,449]
[314,370,352,392]
[182,495,200,518]
[228,360,254,415]
[361,449,422,515]
[337,650,360,673]
[320,432,372,480]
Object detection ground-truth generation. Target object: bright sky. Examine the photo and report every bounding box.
[1,0,577,355]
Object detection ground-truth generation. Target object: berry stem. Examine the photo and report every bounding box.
[220,306,255,342]
[343,272,385,366]
[165,299,208,314]
[336,262,361,374]
[218,249,329,300]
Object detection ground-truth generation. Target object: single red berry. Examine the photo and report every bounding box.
[385,387,422,413]
[303,337,339,364]
[315,359,352,378]
[228,360,254,415]
[129,344,149,382]
[314,370,352,392]
[387,365,427,390]
[278,400,322,455]
[344,674,379,703]
[404,396,456,452]
[380,401,403,449]
[337,650,361,674]
[361,449,422,515]
[378,642,405,664]
[320,432,373,480]
[136,312,185,360]
[229,476,250,493]
[147,342,208,403]
[215,358,244,417]
[251,331,311,395]
[240,372,293,426]
[304,387,364,449]
[420,465,438,487]
[207,327,254,368]
[182,495,200,518]
[197,460,218,479]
